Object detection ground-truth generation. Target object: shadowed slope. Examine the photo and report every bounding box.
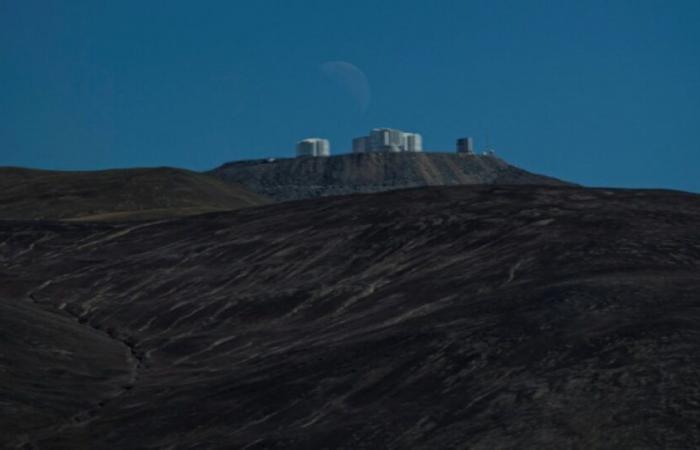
[0,167,268,221]
[0,295,136,448]
[1,185,699,449]
[210,152,572,201]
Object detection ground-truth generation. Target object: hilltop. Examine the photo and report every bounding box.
[209,152,572,201]
[2,185,699,449]
[0,167,268,221]
[0,153,570,220]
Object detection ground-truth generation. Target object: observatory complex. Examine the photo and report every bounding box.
[294,129,490,158]
[352,128,422,153]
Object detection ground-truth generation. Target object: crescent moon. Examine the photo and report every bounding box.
[320,61,371,113]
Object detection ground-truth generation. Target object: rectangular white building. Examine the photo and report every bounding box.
[352,128,422,153]
[457,137,474,154]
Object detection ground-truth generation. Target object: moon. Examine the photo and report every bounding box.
[320,61,371,113]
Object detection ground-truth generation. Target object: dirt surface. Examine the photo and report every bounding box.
[210,152,572,201]
[1,185,699,449]
[0,167,268,221]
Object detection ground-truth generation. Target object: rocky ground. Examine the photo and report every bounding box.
[1,185,699,449]
[210,152,571,201]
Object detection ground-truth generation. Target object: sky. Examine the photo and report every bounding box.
[1,0,699,192]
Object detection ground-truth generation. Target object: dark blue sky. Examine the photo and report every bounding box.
[1,1,699,192]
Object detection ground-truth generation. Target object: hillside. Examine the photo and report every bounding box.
[1,185,699,449]
[0,167,268,221]
[210,152,572,201]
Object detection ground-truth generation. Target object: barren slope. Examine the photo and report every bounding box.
[1,185,699,449]
[0,167,268,221]
[210,152,571,201]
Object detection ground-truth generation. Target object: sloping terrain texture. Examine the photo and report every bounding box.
[210,152,571,201]
[0,167,268,221]
[1,185,699,449]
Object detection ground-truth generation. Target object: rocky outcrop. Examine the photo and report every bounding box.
[209,152,572,201]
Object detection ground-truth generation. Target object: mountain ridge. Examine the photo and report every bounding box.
[0,166,269,221]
